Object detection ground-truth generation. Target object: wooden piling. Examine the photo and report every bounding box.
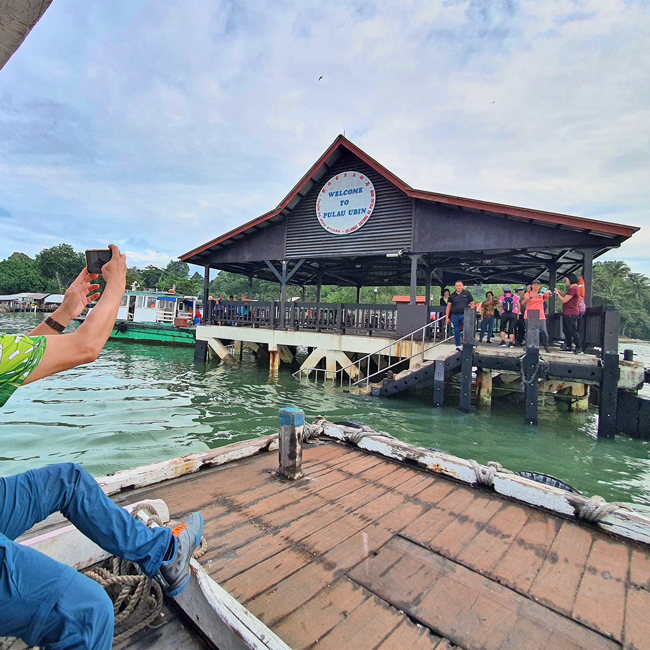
[598,310,620,439]
[459,307,475,413]
[525,311,540,425]
[277,407,304,480]
[433,359,445,407]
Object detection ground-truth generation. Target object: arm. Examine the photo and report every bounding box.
[23,244,127,384]
[445,302,451,323]
[555,291,572,304]
[28,269,100,337]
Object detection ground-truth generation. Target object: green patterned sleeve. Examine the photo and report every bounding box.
[0,334,47,408]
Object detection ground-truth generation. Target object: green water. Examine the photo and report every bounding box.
[1,312,649,512]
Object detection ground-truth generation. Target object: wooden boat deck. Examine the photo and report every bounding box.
[107,440,650,650]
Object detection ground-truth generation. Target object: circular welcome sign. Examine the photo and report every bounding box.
[315,171,376,235]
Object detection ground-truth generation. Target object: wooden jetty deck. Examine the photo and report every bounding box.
[105,438,650,650]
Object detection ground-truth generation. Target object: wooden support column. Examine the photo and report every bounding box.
[247,274,253,299]
[203,264,211,324]
[316,269,323,303]
[459,307,476,413]
[476,369,492,407]
[547,263,557,343]
[409,254,421,304]
[433,359,445,407]
[280,261,287,329]
[525,311,540,425]
[356,285,361,304]
[277,407,304,480]
[425,266,432,310]
[598,309,620,439]
[582,248,594,308]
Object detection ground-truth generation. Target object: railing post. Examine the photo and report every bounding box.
[336,303,343,334]
[290,303,296,330]
[459,307,476,413]
[525,311,540,425]
[277,407,304,480]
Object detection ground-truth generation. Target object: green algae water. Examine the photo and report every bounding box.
[1,312,649,512]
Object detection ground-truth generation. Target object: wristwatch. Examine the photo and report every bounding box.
[44,315,65,333]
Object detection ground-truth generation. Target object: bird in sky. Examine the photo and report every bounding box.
[319,76,323,81]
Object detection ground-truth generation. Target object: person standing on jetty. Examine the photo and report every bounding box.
[555,273,583,354]
[478,291,498,344]
[522,280,552,353]
[0,244,203,650]
[498,286,520,348]
[445,281,475,351]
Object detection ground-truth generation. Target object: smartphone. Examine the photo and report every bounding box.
[85,249,112,274]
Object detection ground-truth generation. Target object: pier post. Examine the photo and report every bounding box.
[525,311,540,425]
[269,349,280,376]
[459,307,476,413]
[277,407,304,480]
[547,263,557,343]
[598,309,620,439]
[194,340,207,363]
[433,359,445,407]
[476,370,492,407]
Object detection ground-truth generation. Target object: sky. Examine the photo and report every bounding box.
[0,0,648,274]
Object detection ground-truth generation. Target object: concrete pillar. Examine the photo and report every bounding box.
[269,350,280,375]
[208,338,236,364]
[277,407,304,480]
[476,370,492,407]
[233,340,242,359]
[570,384,589,411]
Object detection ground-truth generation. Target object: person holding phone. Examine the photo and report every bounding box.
[0,244,203,649]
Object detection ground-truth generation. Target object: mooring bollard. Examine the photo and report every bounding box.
[277,407,304,480]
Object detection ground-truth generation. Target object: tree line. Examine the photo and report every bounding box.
[2,245,649,339]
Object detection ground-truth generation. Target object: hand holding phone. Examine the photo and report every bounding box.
[85,249,113,275]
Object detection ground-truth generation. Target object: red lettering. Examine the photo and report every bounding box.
[366,182,370,186]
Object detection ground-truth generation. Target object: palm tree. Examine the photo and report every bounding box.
[625,273,650,304]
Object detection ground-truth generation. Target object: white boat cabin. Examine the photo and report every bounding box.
[116,291,199,325]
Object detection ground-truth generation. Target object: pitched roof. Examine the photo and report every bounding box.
[181,134,638,262]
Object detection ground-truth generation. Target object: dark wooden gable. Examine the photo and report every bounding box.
[285,149,413,258]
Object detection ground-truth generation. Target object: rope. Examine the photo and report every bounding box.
[469,460,513,487]
[519,354,549,392]
[344,424,396,445]
[568,495,632,524]
[304,422,324,440]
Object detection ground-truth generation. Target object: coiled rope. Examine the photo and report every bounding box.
[518,354,549,392]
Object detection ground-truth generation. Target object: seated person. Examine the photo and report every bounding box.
[0,245,202,650]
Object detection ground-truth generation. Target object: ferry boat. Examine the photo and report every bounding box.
[108,289,200,346]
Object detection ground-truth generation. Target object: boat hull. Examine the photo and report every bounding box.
[109,321,195,347]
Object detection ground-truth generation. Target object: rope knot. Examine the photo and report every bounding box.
[568,495,631,523]
[469,460,512,487]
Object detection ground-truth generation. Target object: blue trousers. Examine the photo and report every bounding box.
[0,463,171,649]
[479,316,496,341]
[450,314,464,347]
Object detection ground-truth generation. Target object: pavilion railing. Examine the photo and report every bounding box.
[206,301,398,336]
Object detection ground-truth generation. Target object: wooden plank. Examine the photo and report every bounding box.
[401,486,477,547]
[380,619,444,650]
[313,595,402,650]
[529,520,594,616]
[572,537,630,641]
[221,547,313,602]
[366,500,430,546]
[624,586,650,650]
[272,578,369,650]
[428,495,504,559]
[351,536,619,650]
[457,503,529,574]
[493,510,561,593]
[629,548,650,590]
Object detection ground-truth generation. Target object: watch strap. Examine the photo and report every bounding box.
[44,315,65,333]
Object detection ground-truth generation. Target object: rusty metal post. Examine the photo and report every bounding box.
[277,407,304,480]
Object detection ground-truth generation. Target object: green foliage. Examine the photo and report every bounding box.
[165,259,189,279]
[35,244,85,293]
[593,261,650,339]
[0,255,43,294]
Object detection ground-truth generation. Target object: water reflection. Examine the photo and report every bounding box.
[0,312,648,511]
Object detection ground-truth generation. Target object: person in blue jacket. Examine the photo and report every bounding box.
[0,245,202,650]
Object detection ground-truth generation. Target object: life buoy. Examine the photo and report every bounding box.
[578,277,586,298]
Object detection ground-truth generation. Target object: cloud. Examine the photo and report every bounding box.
[0,206,11,218]
[0,0,647,277]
